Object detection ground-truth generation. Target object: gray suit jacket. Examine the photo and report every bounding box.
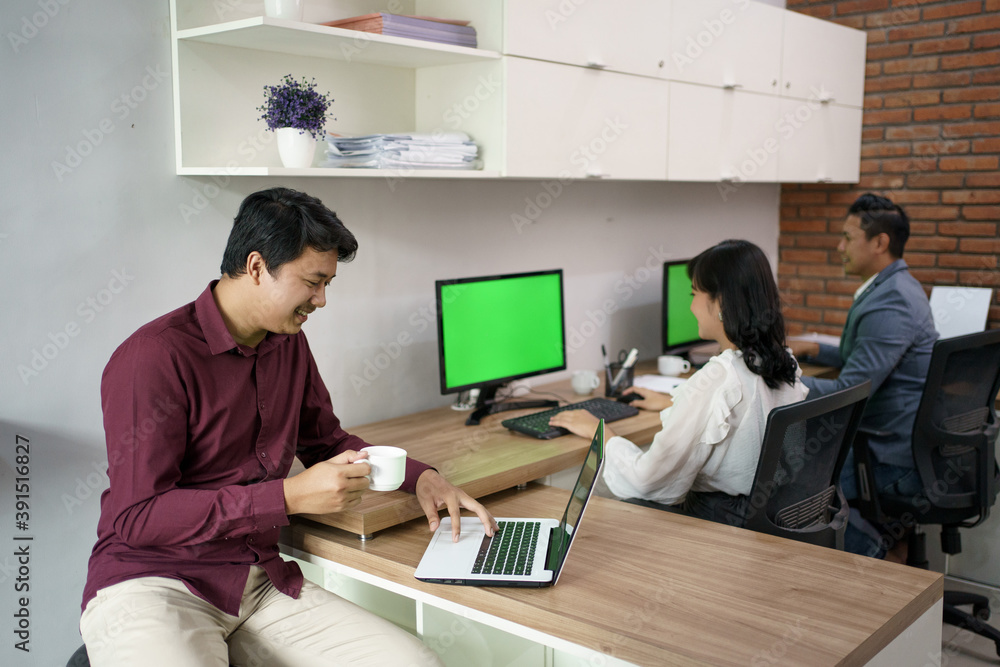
[802,259,938,468]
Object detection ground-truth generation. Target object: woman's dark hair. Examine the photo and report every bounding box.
[220,187,358,278]
[688,239,797,389]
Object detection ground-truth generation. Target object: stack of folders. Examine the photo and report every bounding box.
[323,133,481,170]
[322,13,477,48]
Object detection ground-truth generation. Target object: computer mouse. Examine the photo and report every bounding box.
[616,392,640,404]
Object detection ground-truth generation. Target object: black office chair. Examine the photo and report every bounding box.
[852,328,1000,657]
[741,380,871,550]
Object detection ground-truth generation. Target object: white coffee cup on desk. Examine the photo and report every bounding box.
[356,446,407,491]
[571,369,601,395]
[657,355,691,376]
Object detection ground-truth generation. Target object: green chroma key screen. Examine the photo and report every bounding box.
[437,270,565,392]
[663,261,701,349]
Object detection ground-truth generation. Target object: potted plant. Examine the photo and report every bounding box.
[258,74,334,168]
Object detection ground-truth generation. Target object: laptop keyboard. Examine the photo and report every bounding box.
[472,520,541,576]
[502,398,639,439]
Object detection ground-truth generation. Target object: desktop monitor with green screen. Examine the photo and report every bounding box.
[436,270,566,416]
[662,260,706,356]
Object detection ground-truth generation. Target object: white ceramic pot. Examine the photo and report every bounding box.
[264,0,304,21]
[275,128,316,168]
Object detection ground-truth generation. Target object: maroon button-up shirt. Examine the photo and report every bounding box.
[82,282,431,615]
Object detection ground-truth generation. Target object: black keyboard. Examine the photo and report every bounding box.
[472,520,541,576]
[501,397,639,439]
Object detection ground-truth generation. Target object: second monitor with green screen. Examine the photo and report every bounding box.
[436,270,566,410]
[662,260,707,356]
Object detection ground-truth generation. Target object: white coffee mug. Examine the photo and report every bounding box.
[356,446,407,491]
[571,370,601,395]
[657,355,691,376]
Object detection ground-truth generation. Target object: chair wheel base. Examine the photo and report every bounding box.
[943,592,1000,658]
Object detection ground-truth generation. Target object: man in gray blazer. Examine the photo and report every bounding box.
[790,193,938,559]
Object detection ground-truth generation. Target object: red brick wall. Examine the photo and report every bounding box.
[780,0,1000,336]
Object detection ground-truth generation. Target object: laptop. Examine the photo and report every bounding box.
[414,421,604,587]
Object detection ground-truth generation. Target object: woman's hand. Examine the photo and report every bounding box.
[620,386,674,412]
[548,409,615,442]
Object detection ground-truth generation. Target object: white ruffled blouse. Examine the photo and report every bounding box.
[602,349,809,505]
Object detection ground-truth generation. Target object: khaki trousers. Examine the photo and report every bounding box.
[80,567,442,667]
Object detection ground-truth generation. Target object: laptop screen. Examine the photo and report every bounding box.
[547,421,604,578]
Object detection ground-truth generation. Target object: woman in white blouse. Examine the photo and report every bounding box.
[550,240,808,525]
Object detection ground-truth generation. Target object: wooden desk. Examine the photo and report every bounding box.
[284,483,943,666]
[301,361,838,538]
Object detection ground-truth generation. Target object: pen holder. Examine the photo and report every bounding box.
[605,362,634,398]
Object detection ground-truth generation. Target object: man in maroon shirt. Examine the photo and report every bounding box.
[80,188,495,666]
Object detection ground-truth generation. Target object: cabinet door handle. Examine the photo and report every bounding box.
[585,60,608,69]
[818,177,833,183]
[722,82,743,90]
[585,170,610,179]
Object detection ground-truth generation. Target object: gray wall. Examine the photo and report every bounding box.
[0,2,783,664]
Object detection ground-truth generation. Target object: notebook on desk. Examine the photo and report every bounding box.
[414,421,605,587]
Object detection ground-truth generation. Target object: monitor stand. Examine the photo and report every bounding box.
[464,384,559,426]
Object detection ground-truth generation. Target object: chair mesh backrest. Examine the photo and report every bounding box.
[913,331,1000,510]
[744,382,869,547]
[774,485,837,530]
[758,401,860,525]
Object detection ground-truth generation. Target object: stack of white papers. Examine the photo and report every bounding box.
[323,133,480,170]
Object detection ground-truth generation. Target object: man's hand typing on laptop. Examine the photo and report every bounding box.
[416,470,498,542]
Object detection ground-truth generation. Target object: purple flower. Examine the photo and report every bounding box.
[258,74,334,140]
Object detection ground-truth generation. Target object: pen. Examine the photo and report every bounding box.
[601,344,612,387]
[610,347,638,392]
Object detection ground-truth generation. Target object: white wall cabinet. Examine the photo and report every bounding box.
[777,99,863,183]
[502,0,672,79]
[169,0,866,183]
[781,9,868,108]
[502,58,669,180]
[666,0,784,96]
[668,83,781,182]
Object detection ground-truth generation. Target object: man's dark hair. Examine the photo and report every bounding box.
[688,239,798,390]
[220,188,358,278]
[848,192,909,259]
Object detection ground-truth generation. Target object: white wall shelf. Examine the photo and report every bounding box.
[176,17,501,68]
[169,0,867,183]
